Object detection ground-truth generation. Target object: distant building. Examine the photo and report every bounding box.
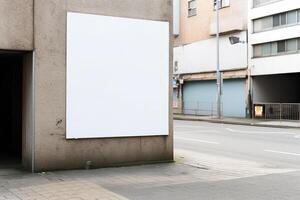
[249,0,300,119]
[173,0,249,118]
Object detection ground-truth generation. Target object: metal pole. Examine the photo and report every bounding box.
[216,0,222,119]
[280,103,282,121]
[246,31,252,118]
[298,104,300,122]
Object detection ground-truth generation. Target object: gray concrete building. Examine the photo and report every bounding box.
[0,0,173,172]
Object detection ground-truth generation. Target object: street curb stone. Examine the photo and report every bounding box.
[174,115,300,129]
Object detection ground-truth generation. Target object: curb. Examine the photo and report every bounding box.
[174,116,300,129]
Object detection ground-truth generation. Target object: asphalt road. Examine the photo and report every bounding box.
[174,120,300,200]
[175,120,300,168]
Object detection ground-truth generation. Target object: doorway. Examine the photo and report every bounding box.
[0,53,23,166]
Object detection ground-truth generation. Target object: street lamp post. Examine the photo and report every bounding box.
[216,0,222,119]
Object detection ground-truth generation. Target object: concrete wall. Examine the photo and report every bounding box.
[251,53,300,76]
[174,31,248,74]
[0,0,33,50]
[33,0,173,172]
[0,0,34,167]
[250,25,300,45]
[22,53,34,171]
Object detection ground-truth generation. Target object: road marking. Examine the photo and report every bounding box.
[226,128,296,135]
[175,130,220,134]
[264,149,300,156]
[175,125,204,128]
[175,136,220,145]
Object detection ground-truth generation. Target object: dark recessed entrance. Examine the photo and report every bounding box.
[0,53,23,166]
[252,73,300,120]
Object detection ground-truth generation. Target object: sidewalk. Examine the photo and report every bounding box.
[0,157,268,200]
[1,151,299,200]
[1,149,300,200]
[174,114,300,128]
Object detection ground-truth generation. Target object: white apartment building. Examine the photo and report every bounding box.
[249,0,300,119]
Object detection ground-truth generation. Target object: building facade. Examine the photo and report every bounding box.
[173,0,249,118]
[249,0,300,119]
[0,0,173,172]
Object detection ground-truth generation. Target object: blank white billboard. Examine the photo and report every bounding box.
[66,12,169,139]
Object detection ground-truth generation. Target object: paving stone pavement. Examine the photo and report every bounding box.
[7,180,128,200]
[0,150,299,200]
[0,160,246,200]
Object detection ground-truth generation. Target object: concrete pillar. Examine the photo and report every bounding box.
[32,0,173,172]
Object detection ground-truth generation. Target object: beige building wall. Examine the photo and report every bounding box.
[0,0,173,172]
[0,0,33,50]
[0,0,34,170]
[174,0,248,47]
[32,0,173,172]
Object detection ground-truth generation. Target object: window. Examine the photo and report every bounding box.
[262,16,273,30]
[253,9,300,32]
[188,0,197,17]
[253,16,272,32]
[277,41,286,53]
[280,13,287,25]
[253,38,300,58]
[270,42,277,55]
[254,45,262,57]
[262,43,271,56]
[253,19,263,32]
[273,14,280,27]
[222,0,230,7]
[287,39,297,52]
[287,10,297,24]
[214,0,230,10]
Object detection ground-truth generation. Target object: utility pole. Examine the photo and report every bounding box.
[216,0,222,119]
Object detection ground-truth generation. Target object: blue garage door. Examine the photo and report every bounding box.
[183,79,246,117]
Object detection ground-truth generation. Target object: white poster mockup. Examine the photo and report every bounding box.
[66,12,169,139]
